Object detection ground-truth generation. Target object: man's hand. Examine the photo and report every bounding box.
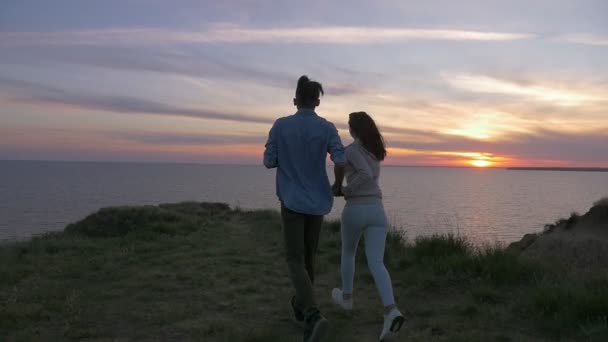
[333,164,345,197]
[332,183,344,197]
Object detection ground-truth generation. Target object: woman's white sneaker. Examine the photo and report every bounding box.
[379,308,405,341]
[331,288,353,311]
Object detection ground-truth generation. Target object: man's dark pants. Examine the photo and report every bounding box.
[281,205,323,316]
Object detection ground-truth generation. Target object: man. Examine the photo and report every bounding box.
[264,75,346,342]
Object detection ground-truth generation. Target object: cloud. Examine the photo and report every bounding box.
[558,34,608,46]
[0,25,534,47]
[200,26,535,43]
[0,44,290,85]
[0,77,274,125]
[77,49,295,89]
[3,76,607,167]
[502,129,608,162]
[111,131,266,146]
[0,77,438,139]
[443,73,606,106]
[387,128,608,166]
[0,46,371,97]
[0,77,438,141]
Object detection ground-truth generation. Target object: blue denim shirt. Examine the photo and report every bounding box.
[263,109,346,215]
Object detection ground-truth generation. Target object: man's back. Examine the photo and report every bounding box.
[264,75,343,342]
[264,109,345,215]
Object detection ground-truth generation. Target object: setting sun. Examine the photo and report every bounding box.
[470,159,492,168]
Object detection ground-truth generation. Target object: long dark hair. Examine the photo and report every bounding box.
[349,111,387,161]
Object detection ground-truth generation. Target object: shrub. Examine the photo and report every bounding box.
[413,234,472,260]
[159,202,230,217]
[473,245,540,286]
[240,209,281,230]
[64,205,205,238]
[528,283,608,337]
[471,285,503,304]
[593,197,608,207]
[325,220,341,234]
[588,198,608,223]
[564,212,579,230]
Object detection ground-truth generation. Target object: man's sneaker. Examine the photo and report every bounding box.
[290,296,305,327]
[303,309,329,342]
[331,288,353,311]
[379,308,405,341]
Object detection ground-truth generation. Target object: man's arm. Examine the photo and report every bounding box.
[263,121,279,169]
[332,164,345,197]
[327,122,346,196]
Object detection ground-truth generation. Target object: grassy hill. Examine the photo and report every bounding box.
[1,202,607,341]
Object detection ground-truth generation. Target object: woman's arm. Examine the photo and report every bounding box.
[342,146,373,197]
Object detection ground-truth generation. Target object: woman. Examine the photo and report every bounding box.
[332,112,404,341]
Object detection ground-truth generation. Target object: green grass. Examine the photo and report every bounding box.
[1,202,607,341]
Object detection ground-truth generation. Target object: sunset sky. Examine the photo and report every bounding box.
[1,0,607,167]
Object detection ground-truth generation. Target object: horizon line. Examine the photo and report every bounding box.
[0,158,471,168]
[3,158,607,170]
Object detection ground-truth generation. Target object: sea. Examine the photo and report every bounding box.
[1,160,607,243]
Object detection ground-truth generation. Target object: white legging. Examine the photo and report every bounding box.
[340,200,395,307]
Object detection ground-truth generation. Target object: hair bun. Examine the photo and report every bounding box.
[297,75,310,87]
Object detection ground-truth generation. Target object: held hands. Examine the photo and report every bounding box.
[332,183,344,197]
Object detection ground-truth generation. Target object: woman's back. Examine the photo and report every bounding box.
[343,141,382,200]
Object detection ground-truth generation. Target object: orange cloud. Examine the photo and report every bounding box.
[386,148,514,167]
